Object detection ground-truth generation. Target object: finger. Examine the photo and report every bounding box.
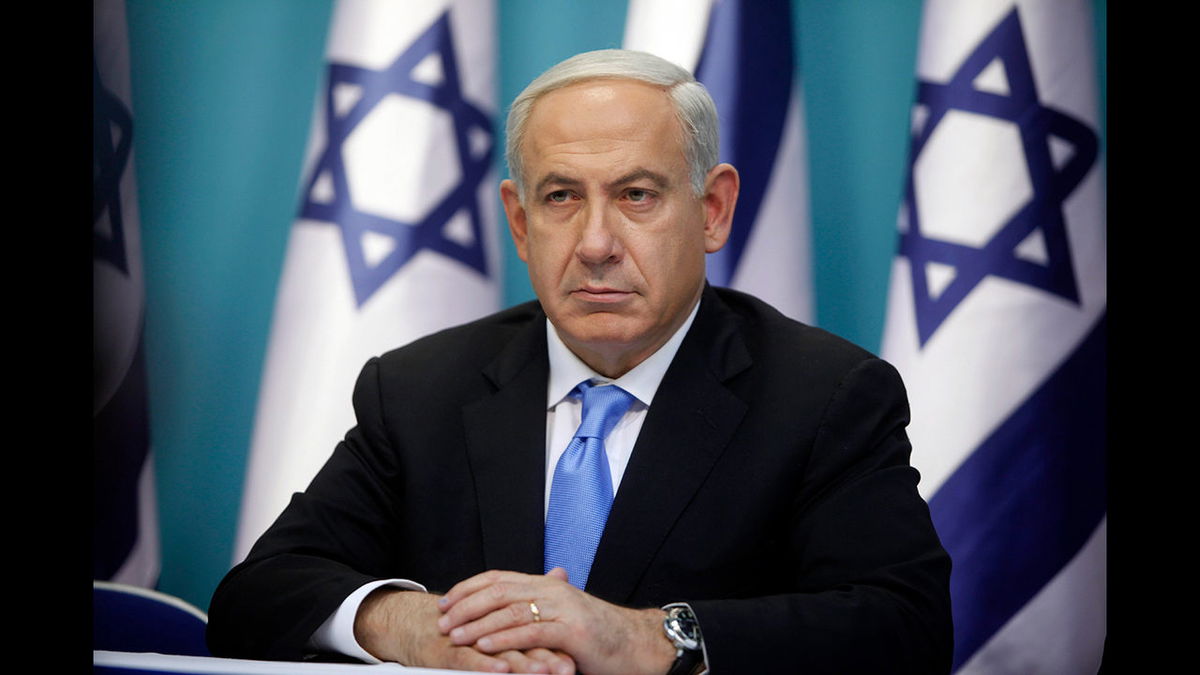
[545,567,569,583]
[494,649,552,674]
[524,648,576,675]
[444,645,513,673]
[474,622,569,656]
[439,577,548,633]
[447,600,543,646]
[440,569,528,611]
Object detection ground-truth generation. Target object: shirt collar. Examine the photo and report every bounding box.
[545,297,702,410]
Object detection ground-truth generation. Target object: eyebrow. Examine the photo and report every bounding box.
[534,173,582,196]
[612,169,671,190]
[533,168,672,196]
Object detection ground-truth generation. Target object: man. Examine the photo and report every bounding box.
[208,49,952,674]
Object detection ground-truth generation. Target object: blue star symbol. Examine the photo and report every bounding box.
[299,12,493,307]
[899,8,1099,346]
[94,59,133,275]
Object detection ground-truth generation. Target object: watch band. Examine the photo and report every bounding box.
[665,648,703,675]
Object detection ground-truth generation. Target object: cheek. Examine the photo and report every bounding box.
[641,227,705,275]
[524,231,575,283]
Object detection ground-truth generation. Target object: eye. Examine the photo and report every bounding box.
[546,190,573,203]
[625,188,654,203]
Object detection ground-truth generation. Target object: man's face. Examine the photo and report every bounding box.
[501,79,737,378]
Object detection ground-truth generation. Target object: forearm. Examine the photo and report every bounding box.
[311,578,428,662]
[689,583,951,674]
[207,552,377,660]
[354,588,434,664]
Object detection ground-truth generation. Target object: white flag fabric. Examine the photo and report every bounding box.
[235,0,501,562]
[94,0,160,588]
[624,0,813,323]
[880,1,1106,672]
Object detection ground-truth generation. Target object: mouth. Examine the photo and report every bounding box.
[571,285,633,303]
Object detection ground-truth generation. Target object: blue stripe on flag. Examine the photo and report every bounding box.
[929,313,1107,669]
[694,0,792,287]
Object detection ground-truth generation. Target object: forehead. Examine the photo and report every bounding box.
[522,79,686,179]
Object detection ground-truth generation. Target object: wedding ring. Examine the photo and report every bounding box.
[529,600,542,622]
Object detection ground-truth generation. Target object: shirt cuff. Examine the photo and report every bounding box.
[309,578,428,663]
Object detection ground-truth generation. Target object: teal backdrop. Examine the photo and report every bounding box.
[121,0,1106,611]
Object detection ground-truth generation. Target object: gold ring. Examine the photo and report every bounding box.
[529,601,542,622]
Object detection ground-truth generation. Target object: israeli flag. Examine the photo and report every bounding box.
[881,1,1106,672]
[94,0,160,588]
[235,0,501,561]
[624,0,813,323]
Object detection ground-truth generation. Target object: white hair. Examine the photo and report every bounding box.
[505,49,720,199]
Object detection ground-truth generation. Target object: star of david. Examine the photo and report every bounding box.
[299,12,493,307]
[899,8,1099,346]
[94,60,134,275]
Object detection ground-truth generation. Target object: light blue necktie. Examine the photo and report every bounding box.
[544,380,636,590]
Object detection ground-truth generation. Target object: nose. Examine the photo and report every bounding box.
[575,201,622,266]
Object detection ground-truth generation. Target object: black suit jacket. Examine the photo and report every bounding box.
[208,286,953,673]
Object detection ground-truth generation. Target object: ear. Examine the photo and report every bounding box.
[701,163,739,254]
[500,178,530,262]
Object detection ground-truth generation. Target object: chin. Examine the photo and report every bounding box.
[558,314,646,348]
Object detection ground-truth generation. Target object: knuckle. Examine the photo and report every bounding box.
[487,582,510,601]
[565,621,589,643]
[506,602,527,623]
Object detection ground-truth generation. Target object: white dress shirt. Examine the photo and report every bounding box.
[311,300,701,663]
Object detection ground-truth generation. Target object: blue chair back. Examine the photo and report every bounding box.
[93,581,210,656]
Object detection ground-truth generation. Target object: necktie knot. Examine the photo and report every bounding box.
[572,381,636,441]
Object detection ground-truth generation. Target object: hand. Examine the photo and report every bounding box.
[436,568,677,675]
[354,588,577,673]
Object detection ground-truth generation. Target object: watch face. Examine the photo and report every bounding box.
[666,607,702,650]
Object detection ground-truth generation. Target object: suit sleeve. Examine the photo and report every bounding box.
[687,358,954,674]
[206,357,407,661]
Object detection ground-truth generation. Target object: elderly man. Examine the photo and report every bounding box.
[208,49,952,674]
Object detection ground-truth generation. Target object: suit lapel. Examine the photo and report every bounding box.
[462,309,550,576]
[586,287,751,604]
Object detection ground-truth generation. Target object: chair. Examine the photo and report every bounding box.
[93,581,210,656]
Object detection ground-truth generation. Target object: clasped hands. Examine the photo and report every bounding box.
[355,567,675,674]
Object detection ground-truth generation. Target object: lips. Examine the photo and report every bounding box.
[572,285,632,303]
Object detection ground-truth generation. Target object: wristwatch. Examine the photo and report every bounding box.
[662,603,704,675]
